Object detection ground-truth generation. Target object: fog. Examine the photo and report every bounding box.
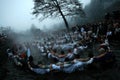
[0,0,119,56]
[0,0,119,36]
[84,0,120,22]
[0,0,91,32]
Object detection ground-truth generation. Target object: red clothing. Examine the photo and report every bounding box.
[20,53,26,59]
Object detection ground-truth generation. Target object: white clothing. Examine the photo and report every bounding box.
[27,48,31,57]
[66,53,74,59]
[73,48,78,55]
[52,64,60,70]
[32,68,50,74]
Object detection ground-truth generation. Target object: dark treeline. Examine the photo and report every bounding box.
[84,0,120,23]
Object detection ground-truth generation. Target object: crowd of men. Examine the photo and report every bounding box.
[6,11,119,74]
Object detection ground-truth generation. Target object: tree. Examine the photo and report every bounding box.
[32,0,85,31]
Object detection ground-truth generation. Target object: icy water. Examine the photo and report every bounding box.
[1,41,120,80]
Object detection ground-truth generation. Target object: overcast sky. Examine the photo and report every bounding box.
[0,0,91,31]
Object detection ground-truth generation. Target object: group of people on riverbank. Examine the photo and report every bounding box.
[6,12,119,74]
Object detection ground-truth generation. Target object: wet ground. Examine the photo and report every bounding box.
[1,41,120,80]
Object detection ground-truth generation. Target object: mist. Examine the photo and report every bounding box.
[0,0,120,43]
[83,0,120,23]
[0,0,91,32]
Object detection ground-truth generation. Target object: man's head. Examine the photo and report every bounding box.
[98,48,105,54]
[61,50,65,55]
[28,56,33,62]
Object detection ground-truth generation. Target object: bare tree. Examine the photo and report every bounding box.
[32,0,85,31]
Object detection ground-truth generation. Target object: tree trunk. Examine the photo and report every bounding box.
[55,0,70,31]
